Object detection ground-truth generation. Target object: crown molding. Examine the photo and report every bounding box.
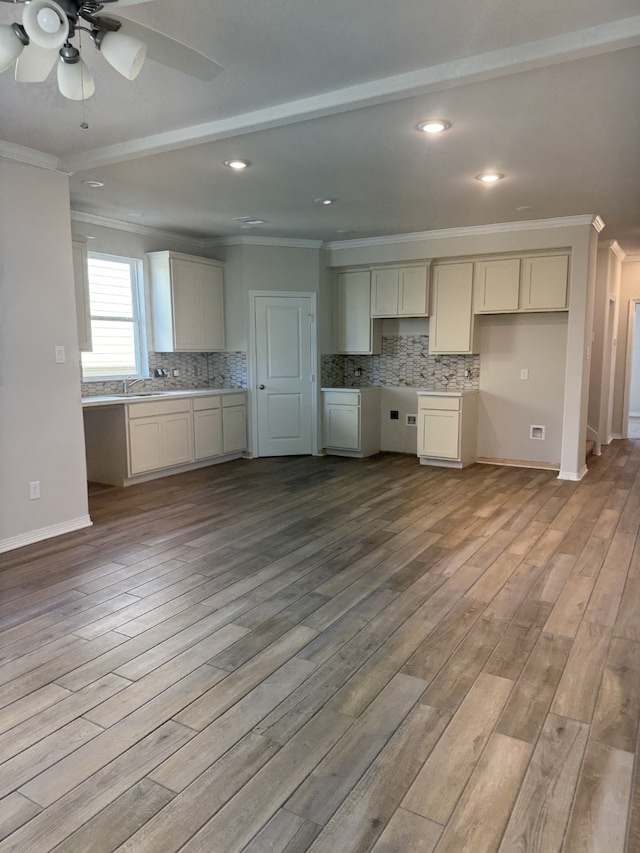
[59,16,640,173]
[204,235,324,249]
[599,239,627,261]
[70,210,209,247]
[0,140,61,173]
[326,215,601,250]
[69,210,605,253]
[592,215,606,234]
[69,211,326,249]
[623,254,640,263]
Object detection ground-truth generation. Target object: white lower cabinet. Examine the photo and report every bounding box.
[222,395,247,454]
[193,397,223,460]
[323,388,380,458]
[417,392,478,468]
[83,391,246,486]
[128,399,194,475]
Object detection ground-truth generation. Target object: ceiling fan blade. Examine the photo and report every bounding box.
[114,18,223,81]
[15,43,59,82]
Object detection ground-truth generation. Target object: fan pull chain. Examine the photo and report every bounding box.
[78,28,89,129]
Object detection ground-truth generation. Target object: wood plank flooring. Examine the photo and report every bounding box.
[0,440,639,852]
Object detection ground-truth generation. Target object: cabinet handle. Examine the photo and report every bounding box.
[258,384,265,390]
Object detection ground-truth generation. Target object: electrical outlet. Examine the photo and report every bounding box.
[406,414,417,426]
[29,481,40,500]
[530,425,545,440]
[520,368,529,380]
[390,410,399,420]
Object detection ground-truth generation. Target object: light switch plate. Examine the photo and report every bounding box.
[55,345,66,364]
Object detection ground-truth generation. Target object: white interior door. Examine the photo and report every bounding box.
[253,293,315,456]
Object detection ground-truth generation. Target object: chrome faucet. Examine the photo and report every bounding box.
[123,376,145,394]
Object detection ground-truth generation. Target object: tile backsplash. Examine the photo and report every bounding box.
[322,334,479,390]
[81,335,476,396]
[81,351,248,396]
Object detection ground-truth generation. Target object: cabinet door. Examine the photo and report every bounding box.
[398,266,429,316]
[334,271,379,354]
[194,408,223,459]
[164,413,194,467]
[129,418,164,474]
[170,259,203,350]
[474,258,520,312]
[521,254,569,310]
[72,241,92,352]
[222,405,246,453]
[417,409,460,459]
[199,263,226,350]
[324,404,360,450]
[430,263,476,353]
[371,268,399,316]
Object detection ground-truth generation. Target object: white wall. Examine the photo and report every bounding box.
[477,313,567,465]
[215,242,325,351]
[1,162,90,552]
[588,243,622,446]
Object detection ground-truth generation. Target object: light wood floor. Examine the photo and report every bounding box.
[1,441,639,852]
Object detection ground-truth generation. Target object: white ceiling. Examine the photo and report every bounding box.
[2,0,640,251]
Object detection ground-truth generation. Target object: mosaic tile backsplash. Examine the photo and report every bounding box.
[81,351,248,396]
[322,334,479,390]
[81,335,476,395]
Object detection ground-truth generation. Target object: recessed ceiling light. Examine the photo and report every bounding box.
[315,198,336,205]
[128,212,144,218]
[516,205,535,212]
[417,120,451,134]
[82,180,104,188]
[224,159,250,170]
[233,216,266,226]
[476,172,504,183]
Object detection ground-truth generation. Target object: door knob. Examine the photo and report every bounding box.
[258,384,265,389]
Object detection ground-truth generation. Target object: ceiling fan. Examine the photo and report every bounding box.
[0,0,222,100]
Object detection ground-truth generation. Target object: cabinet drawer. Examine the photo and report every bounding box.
[193,396,221,411]
[127,399,191,418]
[418,395,461,411]
[222,393,246,408]
[324,391,360,406]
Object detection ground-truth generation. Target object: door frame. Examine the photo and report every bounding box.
[248,290,319,458]
[622,297,640,438]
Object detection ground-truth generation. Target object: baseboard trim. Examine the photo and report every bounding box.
[558,465,589,481]
[476,456,560,471]
[0,515,93,555]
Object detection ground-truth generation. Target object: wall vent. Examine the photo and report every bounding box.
[530,425,546,440]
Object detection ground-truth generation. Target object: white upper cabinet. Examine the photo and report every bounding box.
[473,258,521,313]
[370,264,430,317]
[334,269,381,354]
[520,254,569,311]
[430,263,479,354]
[72,240,92,352]
[149,251,225,352]
[474,253,569,313]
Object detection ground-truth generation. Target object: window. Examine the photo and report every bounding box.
[81,253,147,381]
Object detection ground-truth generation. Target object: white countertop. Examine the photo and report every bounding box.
[321,387,477,396]
[416,389,478,397]
[82,388,245,408]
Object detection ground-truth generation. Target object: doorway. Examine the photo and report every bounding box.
[626,300,640,439]
[249,292,317,457]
